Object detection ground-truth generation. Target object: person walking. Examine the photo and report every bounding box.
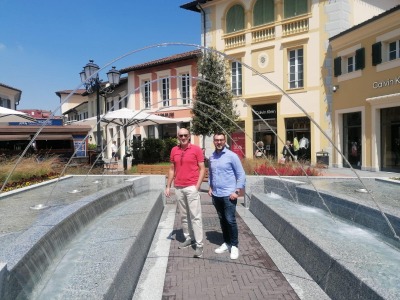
[111,141,118,161]
[208,133,246,260]
[165,128,205,258]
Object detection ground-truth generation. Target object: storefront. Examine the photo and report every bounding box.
[343,112,362,169]
[381,106,400,172]
[285,117,311,161]
[252,104,277,158]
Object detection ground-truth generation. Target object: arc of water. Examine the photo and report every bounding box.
[5,42,397,241]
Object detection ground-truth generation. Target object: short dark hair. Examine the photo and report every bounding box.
[213,132,226,139]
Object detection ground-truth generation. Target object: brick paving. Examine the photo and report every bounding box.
[162,193,300,300]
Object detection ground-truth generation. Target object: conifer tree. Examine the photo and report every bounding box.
[191,50,239,138]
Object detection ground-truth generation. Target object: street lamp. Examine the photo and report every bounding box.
[80,60,120,162]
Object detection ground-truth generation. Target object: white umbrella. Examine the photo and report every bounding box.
[102,108,176,127]
[72,115,107,127]
[0,107,36,123]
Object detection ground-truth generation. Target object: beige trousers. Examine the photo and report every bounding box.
[175,186,203,247]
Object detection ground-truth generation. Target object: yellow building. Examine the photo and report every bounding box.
[181,0,399,164]
[330,5,400,172]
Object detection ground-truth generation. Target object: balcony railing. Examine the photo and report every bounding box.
[281,15,309,36]
[251,24,275,43]
[224,31,246,49]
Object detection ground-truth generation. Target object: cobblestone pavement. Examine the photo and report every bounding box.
[162,193,300,300]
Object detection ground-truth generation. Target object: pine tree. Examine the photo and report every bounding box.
[191,50,239,138]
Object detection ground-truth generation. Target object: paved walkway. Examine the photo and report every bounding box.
[133,168,398,299]
[134,192,329,300]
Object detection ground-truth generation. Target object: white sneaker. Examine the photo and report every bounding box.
[230,246,239,260]
[214,243,229,254]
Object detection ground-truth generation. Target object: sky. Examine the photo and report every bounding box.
[0,0,201,112]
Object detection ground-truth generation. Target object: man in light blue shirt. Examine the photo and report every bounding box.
[208,133,246,260]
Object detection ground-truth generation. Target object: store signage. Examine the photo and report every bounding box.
[9,119,63,126]
[373,75,400,89]
[252,104,277,120]
[155,112,174,118]
[231,131,245,159]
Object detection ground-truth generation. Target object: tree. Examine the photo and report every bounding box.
[191,50,239,139]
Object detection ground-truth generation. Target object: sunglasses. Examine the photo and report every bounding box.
[178,134,189,138]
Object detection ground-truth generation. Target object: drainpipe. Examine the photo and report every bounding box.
[197,1,206,48]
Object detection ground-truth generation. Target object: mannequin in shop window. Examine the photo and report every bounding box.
[298,135,309,160]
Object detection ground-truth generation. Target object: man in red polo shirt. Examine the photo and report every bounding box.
[165,128,205,258]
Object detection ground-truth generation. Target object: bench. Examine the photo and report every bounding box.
[136,164,209,182]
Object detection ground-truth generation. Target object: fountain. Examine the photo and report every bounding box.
[0,43,399,299]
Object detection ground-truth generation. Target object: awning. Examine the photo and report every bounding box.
[0,135,30,141]
[34,134,73,141]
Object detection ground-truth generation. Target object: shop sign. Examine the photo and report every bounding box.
[9,119,63,126]
[231,131,245,159]
[373,75,400,89]
[252,104,277,120]
[73,135,87,157]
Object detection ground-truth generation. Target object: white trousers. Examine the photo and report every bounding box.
[175,186,203,247]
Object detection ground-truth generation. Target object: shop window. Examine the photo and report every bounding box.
[288,48,303,89]
[284,0,308,19]
[226,4,245,33]
[253,0,274,26]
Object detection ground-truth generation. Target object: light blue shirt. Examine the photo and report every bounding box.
[208,147,246,197]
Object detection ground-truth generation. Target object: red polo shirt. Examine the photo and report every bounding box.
[170,143,204,187]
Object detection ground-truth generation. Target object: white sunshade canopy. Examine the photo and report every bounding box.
[0,107,36,123]
[102,108,176,127]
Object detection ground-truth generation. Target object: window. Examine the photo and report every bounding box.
[161,78,170,107]
[389,40,400,61]
[180,73,191,105]
[148,125,155,139]
[143,80,151,109]
[373,37,400,66]
[0,98,11,108]
[231,61,242,96]
[226,4,245,33]
[288,48,303,89]
[253,0,274,26]
[118,96,122,109]
[284,0,308,19]
[334,48,365,77]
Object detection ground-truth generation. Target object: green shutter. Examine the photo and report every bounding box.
[355,48,365,70]
[227,5,245,33]
[334,57,342,77]
[254,0,275,26]
[284,0,308,18]
[372,42,382,66]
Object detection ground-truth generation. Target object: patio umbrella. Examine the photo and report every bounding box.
[72,115,107,127]
[0,107,36,123]
[102,108,176,127]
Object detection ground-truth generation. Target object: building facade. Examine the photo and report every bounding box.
[181,0,399,163]
[0,83,21,110]
[330,5,400,172]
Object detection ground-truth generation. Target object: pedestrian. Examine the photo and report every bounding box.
[208,133,246,260]
[282,140,294,163]
[165,128,206,258]
[111,141,118,161]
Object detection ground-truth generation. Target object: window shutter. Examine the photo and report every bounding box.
[355,48,365,70]
[372,42,382,66]
[334,57,342,77]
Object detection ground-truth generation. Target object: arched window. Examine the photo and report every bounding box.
[284,0,308,19]
[253,0,275,26]
[226,4,245,33]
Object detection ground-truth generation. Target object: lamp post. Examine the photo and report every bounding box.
[80,60,120,162]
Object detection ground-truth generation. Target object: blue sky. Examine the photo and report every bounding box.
[0,0,201,111]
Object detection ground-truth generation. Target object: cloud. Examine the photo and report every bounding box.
[0,43,6,51]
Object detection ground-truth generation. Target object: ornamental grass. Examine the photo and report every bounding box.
[241,158,322,176]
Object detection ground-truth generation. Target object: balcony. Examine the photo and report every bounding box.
[281,14,310,37]
[224,30,246,50]
[251,24,275,43]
